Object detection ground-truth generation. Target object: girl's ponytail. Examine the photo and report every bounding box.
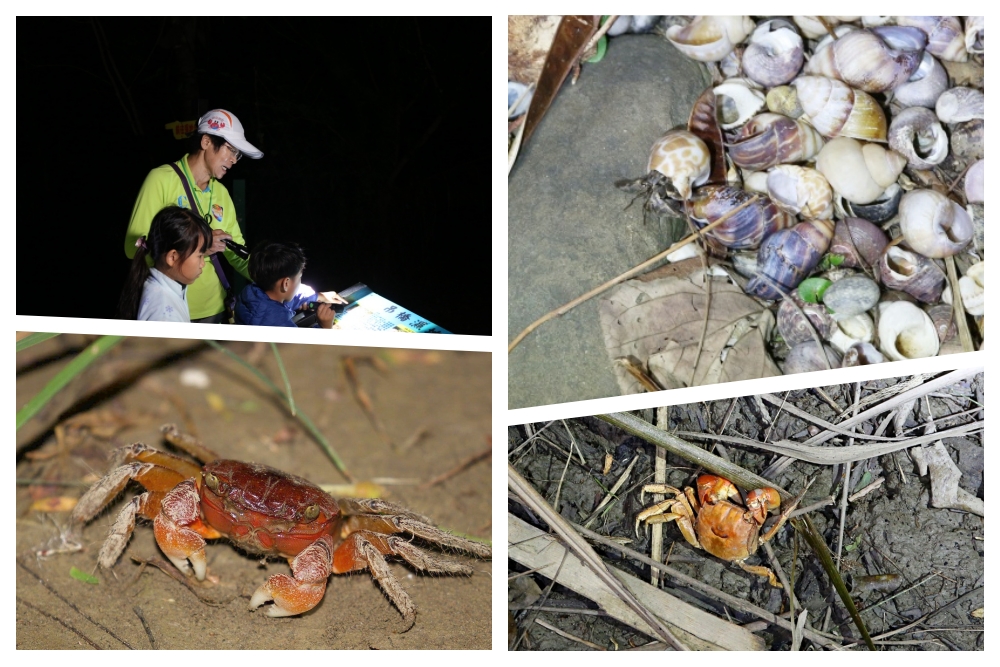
[117,237,151,319]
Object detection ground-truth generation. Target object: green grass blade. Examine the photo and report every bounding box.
[269,342,296,417]
[16,332,61,352]
[16,336,125,431]
[205,340,352,480]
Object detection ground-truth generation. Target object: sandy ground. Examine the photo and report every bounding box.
[17,337,491,649]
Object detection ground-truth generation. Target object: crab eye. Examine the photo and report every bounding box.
[303,505,320,521]
[203,472,220,492]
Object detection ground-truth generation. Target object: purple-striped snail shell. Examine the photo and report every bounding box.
[877,301,940,360]
[666,16,755,62]
[892,52,949,109]
[836,183,902,223]
[742,19,805,87]
[727,112,825,170]
[688,185,795,249]
[877,246,947,303]
[829,217,889,268]
[897,16,968,62]
[745,219,835,299]
[793,76,888,142]
[777,295,835,346]
[936,87,985,123]
[888,106,949,170]
[815,137,906,205]
[804,26,927,93]
[898,189,974,258]
[766,165,834,219]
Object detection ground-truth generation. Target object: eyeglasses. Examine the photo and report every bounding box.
[223,143,242,162]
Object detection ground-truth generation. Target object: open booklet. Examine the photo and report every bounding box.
[292,283,451,333]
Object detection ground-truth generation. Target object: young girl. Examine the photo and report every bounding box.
[117,206,214,321]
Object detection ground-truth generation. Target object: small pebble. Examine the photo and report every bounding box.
[823,275,880,317]
[179,368,210,389]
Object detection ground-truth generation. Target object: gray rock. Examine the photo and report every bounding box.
[822,275,880,318]
[508,34,708,409]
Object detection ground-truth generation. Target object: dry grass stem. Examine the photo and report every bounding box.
[534,618,607,650]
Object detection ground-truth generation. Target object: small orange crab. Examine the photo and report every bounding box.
[61,425,490,625]
[636,474,799,587]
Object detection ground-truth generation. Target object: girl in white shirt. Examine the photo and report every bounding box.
[117,206,213,322]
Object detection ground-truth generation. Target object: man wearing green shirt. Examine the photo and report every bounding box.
[125,109,263,322]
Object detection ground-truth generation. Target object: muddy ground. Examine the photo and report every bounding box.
[17,336,492,650]
[508,373,983,650]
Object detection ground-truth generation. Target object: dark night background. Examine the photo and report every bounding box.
[18,17,489,335]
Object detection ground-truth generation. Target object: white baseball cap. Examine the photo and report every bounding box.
[197,109,263,159]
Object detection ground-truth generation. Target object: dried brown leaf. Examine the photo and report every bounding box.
[600,266,780,392]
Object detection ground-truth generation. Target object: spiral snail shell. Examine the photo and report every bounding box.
[892,52,949,109]
[965,16,984,55]
[745,219,835,299]
[877,301,940,360]
[645,130,711,200]
[742,19,805,87]
[815,137,906,205]
[803,26,927,93]
[727,112,825,170]
[829,217,889,268]
[688,185,795,249]
[766,165,834,220]
[793,76,888,142]
[666,16,755,62]
[935,87,985,123]
[897,16,968,62]
[877,246,947,303]
[887,106,949,170]
[898,189,974,258]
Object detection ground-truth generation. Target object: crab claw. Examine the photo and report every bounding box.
[249,574,327,617]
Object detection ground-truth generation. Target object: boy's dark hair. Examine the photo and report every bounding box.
[188,131,227,155]
[117,206,213,319]
[249,241,307,290]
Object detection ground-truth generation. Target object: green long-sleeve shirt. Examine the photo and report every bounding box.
[125,154,250,319]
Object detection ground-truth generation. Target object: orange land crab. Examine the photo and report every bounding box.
[61,425,491,625]
[635,473,800,587]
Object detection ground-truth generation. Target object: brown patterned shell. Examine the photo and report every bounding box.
[727,113,824,170]
[646,130,711,199]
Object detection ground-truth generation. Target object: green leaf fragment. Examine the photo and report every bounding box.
[798,277,832,303]
[70,567,99,585]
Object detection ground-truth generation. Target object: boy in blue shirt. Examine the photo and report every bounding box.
[234,241,338,327]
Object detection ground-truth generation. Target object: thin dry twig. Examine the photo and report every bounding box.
[16,596,103,650]
[342,356,394,448]
[132,606,156,649]
[420,439,491,489]
[508,195,761,352]
[535,618,607,650]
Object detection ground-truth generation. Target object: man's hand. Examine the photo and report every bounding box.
[208,228,232,255]
[317,303,335,329]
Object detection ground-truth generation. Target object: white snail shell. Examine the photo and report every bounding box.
[898,16,968,62]
[742,19,804,87]
[666,16,755,62]
[892,52,949,109]
[815,137,906,205]
[936,87,985,123]
[965,16,984,55]
[888,107,949,170]
[804,27,927,93]
[842,341,885,366]
[898,189,974,258]
[713,79,766,130]
[793,76,888,142]
[793,16,859,40]
[877,301,940,360]
[827,313,875,354]
[942,261,984,317]
[646,130,711,200]
[766,165,833,219]
[965,159,984,204]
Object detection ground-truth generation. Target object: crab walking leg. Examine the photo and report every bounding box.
[153,480,222,580]
[737,562,781,588]
[340,514,493,558]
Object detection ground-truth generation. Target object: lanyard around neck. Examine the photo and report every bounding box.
[180,155,214,224]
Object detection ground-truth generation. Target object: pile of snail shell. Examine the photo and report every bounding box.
[618,15,984,373]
